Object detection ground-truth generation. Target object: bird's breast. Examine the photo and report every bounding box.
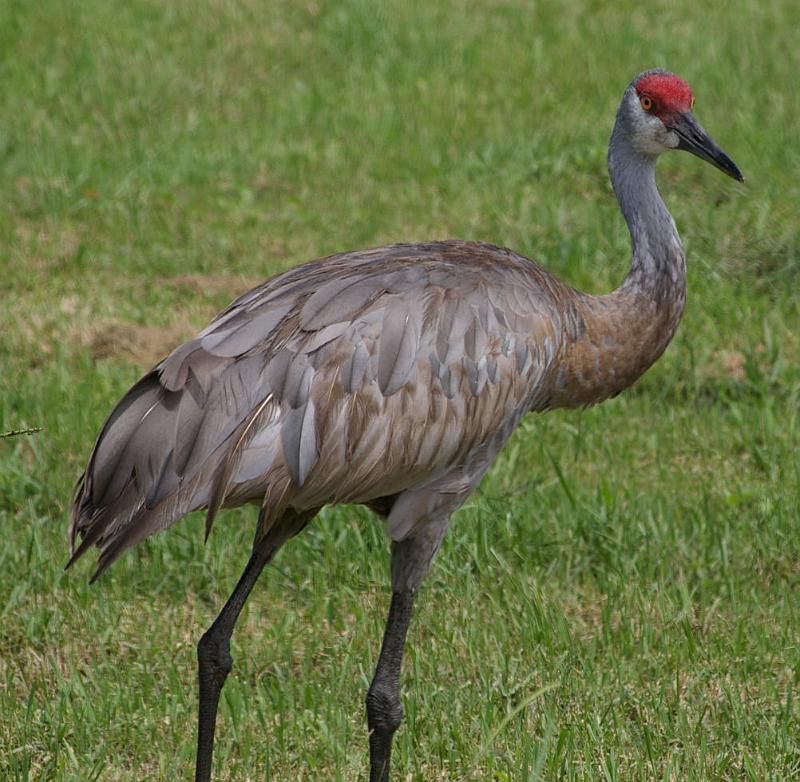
[545,289,684,409]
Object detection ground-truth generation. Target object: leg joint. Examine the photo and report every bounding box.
[365,684,404,734]
[197,627,233,680]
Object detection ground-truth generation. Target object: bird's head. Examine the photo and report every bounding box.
[617,69,743,181]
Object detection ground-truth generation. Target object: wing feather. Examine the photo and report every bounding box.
[201,303,294,357]
[378,296,421,396]
[69,240,574,577]
[281,400,317,486]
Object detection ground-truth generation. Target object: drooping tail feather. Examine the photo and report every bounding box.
[67,334,286,581]
[67,371,200,579]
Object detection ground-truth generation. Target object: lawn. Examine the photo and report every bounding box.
[1,0,798,780]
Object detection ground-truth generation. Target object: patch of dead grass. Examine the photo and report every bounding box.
[85,319,196,368]
[707,349,747,381]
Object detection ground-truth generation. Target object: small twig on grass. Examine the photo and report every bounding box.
[0,427,43,439]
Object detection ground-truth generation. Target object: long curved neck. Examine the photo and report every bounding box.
[608,127,686,298]
[547,128,687,409]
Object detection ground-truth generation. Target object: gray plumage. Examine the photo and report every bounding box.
[67,70,743,782]
[70,243,568,577]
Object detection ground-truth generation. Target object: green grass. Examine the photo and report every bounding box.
[1,0,799,779]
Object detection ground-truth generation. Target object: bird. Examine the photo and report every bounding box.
[67,69,743,782]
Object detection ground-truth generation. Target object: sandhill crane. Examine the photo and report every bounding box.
[68,70,743,781]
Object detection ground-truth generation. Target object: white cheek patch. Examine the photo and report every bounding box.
[663,129,680,149]
[635,120,679,155]
[632,122,667,155]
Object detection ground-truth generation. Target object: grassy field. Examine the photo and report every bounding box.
[1,0,799,779]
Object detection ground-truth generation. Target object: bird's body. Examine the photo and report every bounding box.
[69,237,684,578]
[67,70,742,782]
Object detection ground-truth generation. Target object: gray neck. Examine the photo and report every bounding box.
[607,123,686,299]
[545,111,689,410]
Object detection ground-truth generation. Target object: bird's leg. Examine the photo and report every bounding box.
[366,589,416,782]
[194,511,311,782]
[195,539,272,782]
[365,514,450,782]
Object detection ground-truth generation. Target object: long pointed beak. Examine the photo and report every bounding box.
[670,111,744,182]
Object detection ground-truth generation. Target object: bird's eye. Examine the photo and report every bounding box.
[640,95,654,112]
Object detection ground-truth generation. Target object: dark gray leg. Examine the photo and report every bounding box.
[366,589,416,782]
[194,511,312,782]
[364,514,452,782]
